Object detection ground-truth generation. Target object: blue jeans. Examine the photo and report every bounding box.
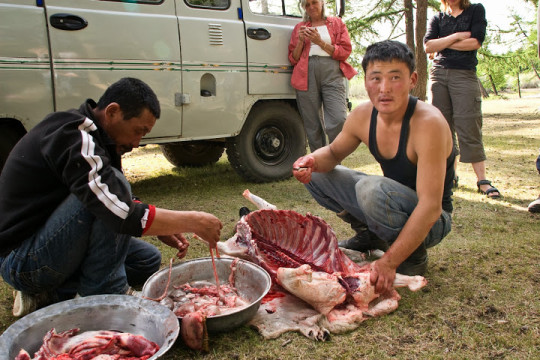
[0,170,161,297]
[306,166,452,248]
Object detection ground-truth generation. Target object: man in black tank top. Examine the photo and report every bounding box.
[293,40,456,295]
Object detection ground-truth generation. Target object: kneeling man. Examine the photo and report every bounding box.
[293,40,455,294]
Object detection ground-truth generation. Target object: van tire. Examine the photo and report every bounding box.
[160,141,225,167]
[0,121,26,174]
[226,101,306,183]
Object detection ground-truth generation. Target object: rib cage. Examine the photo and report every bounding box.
[237,210,362,279]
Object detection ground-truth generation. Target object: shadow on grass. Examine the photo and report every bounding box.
[456,185,535,209]
[131,161,245,192]
[483,112,539,121]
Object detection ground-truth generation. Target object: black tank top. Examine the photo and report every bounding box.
[368,96,455,213]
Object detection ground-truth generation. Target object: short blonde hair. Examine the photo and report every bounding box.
[300,0,326,22]
[441,0,470,13]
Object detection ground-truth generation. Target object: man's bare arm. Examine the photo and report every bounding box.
[144,208,222,248]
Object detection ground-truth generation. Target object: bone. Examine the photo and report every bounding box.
[393,273,428,292]
[242,189,277,210]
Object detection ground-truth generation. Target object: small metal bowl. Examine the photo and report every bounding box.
[0,294,179,359]
[142,257,271,333]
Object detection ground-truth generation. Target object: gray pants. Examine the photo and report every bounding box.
[296,56,347,152]
[306,165,451,247]
[430,67,486,163]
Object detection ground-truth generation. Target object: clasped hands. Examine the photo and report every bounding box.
[299,25,322,44]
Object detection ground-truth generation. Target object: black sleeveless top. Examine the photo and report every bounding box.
[368,96,455,213]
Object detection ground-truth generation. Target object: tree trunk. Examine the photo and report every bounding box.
[530,61,540,80]
[411,0,428,101]
[478,79,489,98]
[517,71,522,98]
[404,0,415,57]
[488,74,499,96]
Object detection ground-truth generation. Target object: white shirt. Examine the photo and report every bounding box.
[309,25,331,57]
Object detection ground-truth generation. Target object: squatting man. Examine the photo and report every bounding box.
[0,77,223,317]
[293,40,456,295]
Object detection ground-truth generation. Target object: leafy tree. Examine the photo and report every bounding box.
[477,5,539,96]
[343,0,538,99]
[343,0,437,100]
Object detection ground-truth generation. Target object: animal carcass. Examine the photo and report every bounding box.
[218,198,427,339]
[15,328,159,360]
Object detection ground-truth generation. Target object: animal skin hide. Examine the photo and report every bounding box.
[217,190,427,340]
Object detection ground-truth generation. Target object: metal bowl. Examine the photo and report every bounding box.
[0,295,179,359]
[142,257,271,333]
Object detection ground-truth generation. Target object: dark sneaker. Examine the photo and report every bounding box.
[338,229,388,252]
[12,290,52,317]
[336,211,389,252]
[397,243,428,276]
[397,257,428,276]
[528,196,540,213]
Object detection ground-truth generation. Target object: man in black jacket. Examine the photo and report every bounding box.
[0,78,222,316]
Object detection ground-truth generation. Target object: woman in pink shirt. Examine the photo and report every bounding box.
[288,0,357,152]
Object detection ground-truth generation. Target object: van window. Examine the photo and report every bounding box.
[185,0,230,9]
[249,0,302,17]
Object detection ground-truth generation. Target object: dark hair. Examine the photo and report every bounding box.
[361,40,416,74]
[96,77,160,120]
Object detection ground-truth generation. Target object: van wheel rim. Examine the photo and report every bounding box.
[254,126,285,162]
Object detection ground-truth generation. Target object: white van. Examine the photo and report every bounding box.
[0,0,345,182]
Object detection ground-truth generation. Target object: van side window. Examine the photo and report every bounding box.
[249,0,302,17]
[185,0,230,9]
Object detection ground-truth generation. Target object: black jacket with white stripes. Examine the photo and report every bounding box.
[0,100,153,256]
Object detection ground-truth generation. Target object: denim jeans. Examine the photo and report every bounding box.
[306,166,452,248]
[0,170,161,297]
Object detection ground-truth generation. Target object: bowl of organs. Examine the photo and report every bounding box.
[0,294,179,359]
[141,257,271,333]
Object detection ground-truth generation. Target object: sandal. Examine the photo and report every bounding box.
[477,180,501,199]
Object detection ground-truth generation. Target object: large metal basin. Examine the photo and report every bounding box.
[0,295,179,359]
[142,257,271,333]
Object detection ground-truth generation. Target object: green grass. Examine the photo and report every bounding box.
[1,93,539,359]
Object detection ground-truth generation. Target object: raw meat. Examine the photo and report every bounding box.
[217,190,428,339]
[151,259,250,351]
[180,311,208,352]
[15,328,159,360]
[276,264,346,315]
[219,209,362,279]
[163,281,249,318]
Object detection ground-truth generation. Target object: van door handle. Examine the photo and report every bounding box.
[50,13,88,31]
[247,27,271,40]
